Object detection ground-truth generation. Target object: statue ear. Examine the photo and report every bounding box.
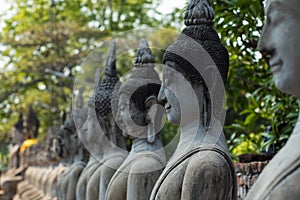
[145,95,159,144]
[204,65,225,129]
[204,65,218,91]
[145,95,157,109]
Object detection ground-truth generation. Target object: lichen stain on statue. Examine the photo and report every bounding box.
[105,38,166,200]
[150,0,237,199]
[245,0,300,199]
[76,40,128,200]
[56,89,89,200]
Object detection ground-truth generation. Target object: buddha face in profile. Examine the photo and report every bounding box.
[158,61,202,127]
[258,0,300,98]
[158,64,181,125]
[82,105,103,144]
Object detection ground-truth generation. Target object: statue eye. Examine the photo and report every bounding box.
[120,104,126,111]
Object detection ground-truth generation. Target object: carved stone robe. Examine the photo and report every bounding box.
[246,125,300,200]
[150,143,237,200]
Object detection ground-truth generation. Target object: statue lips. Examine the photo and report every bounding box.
[165,104,171,112]
[270,56,283,74]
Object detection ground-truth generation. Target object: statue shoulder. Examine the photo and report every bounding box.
[188,150,231,171]
[181,151,234,199]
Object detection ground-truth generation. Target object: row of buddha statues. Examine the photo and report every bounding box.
[8,0,300,199]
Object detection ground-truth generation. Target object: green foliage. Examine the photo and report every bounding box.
[0,0,163,144]
[0,143,9,170]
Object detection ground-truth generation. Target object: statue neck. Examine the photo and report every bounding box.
[98,116,127,160]
[73,146,85,163]
[131,136,163,153]
[101,143,126,160]
[178,119,205,147]
[177,117,227,153]
[100,133,127,160]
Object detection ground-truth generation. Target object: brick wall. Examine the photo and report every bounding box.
[235,161,269,199]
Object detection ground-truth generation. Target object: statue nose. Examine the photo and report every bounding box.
[257,25,275,64]
[158,86,167,104]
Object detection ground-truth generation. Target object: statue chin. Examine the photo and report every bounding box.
[166,113,180,126]
[273,73,300,98]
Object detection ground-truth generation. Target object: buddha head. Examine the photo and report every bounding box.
[158,0,229,128]
[61,116,77,157]
[116,38,162,143]
[82,40,123,148]
[258,0,300,98]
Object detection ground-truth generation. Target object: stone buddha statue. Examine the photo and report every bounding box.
[150,0,237,199]
[105,39,166,200]
[9,113,24,169]
[245,0,300,199]
[56,90,89,200]
[57,115,77,165]
[76,70,104,200]
[39,111,75,199]
[76,40,128,200]
[85,40,128,200]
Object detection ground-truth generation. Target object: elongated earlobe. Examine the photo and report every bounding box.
[145,95,158,143]
[145,95,157,109]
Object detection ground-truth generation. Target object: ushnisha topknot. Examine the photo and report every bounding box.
[119,39,161,128]
[134,38,155,67]
[163,0,229,86]
[184,0,214,26]
[94,40,119,118]
[129,38,159,82]
[120,38,160,97]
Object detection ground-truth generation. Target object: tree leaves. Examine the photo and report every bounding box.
[0,0,162,144]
